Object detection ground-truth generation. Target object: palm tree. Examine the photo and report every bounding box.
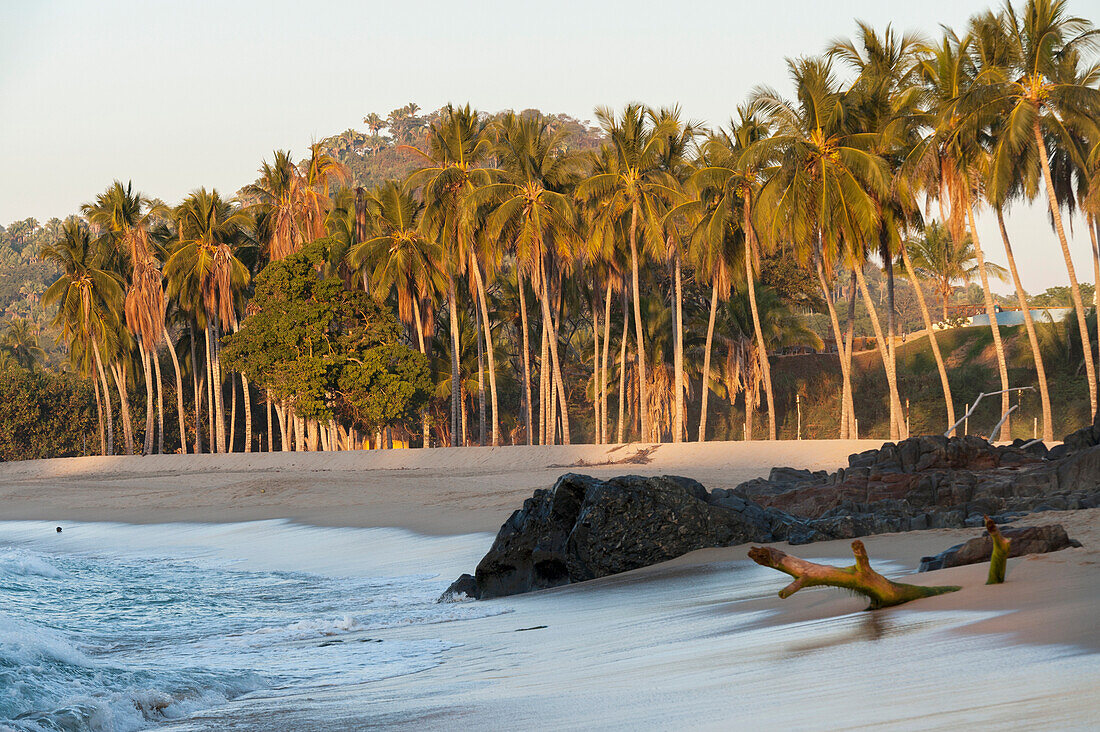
[405,104,500,446]
[969,9,1058,442]
[1,318,46,369]
[682,107,777,439]
[832,21,927,441]
[244,151,303,262]
[975,0,1100,418]
[906,221,1001,320]
[165,188,251,453]
[650,106,700,443]
[753,57,899,439]
[477,111,577,445]
[363,112,385,137]
[83,181,162,453]
[347,180,443,446]
[579,104,678,443]
[41,220,124,455]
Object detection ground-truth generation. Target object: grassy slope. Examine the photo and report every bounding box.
[764,324,1093,442]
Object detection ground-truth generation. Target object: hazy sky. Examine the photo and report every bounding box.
[2,0,1097,294]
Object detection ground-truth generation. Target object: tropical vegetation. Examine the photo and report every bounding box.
[7,0,1100,458]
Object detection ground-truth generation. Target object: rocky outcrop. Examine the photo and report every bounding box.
[740,435,1100,536]
[444,474,811,600]
[918,524,1082,572]
[445,435,1099,600]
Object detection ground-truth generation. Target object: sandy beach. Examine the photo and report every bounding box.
[0,440,883,533]
[2,441,1098,729]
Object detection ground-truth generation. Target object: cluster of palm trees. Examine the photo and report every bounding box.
[40,0,1100,455]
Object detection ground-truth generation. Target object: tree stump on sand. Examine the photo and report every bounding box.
[748,539,961,610]
[985,516,1010,585]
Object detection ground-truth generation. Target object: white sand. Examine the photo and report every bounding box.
[3,441,1098,729]
[0,440,881,533]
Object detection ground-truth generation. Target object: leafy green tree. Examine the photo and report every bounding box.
[0,364,98,461]
[221,241,430,436]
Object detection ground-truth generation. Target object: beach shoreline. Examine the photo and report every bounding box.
[0,440,882,533]
[2,440,1098,729]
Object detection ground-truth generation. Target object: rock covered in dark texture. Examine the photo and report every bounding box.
[447,473,790,600]
[445,432,1100,600]
[1057,411,1100,459]
[741,435,1100,533]
[918,524,1082,572]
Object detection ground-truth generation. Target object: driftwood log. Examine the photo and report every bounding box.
[748,539,961,610]
[985,516,1010,585]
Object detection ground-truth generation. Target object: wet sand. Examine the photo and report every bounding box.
[163,511,1100,730]
[3,442,1097,729]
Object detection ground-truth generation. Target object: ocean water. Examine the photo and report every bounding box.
[0,521,501,732]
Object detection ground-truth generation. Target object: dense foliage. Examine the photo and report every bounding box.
[4,0,1098,462]
[0,365,97,460]
[220,240,430,431]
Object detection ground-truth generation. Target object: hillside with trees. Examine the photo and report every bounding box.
[5,0,1100,460]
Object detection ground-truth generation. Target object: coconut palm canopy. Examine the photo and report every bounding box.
[18,0,1100,458]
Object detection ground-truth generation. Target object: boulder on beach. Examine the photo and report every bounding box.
[444,473,791,600]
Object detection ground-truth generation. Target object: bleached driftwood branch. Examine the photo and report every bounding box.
[748,540,961,610]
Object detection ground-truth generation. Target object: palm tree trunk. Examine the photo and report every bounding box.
[204,325,215,453]
[163,327,187,454]
[212,318,227,453]
[473,289,486,446]
[699,278,720,441]
[446,275,461,447]
[853,263,907,439]
[229,372,238,452]
[1090,217,1100,381]
[152,346,165,454]
[617,290,629,443]
[816,259,856,441]
[601,282,613,445]
[139,343,154,454]
[273,399,288,451]
[92,340,114,455]
[92,372,106,455]
[461,387,469,446]
[900,243,958,434]
[591,295,601,444]
[845,272,858,437]
[518,271,533,446]
[1034,121,1097,417]
[539,320,549,445]
[966,202,1012,440]
[539,253,570,444]
[744,198,776,440]
[112,361,135,455]
[469,254,500,446]
[997,207,1052,443]
[881,238,902,439]
[242,373,252,452]
[412,297,431,448]
[628,204,650,441]
[837,273,852,439]
[188,323,203,454]
[673,245,684,443]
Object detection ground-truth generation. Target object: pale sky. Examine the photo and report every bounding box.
[1,0,1098,294]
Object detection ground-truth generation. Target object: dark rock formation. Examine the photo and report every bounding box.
[443,474,802,600]
[742,435,1100,534]
[918,524,1082,572]
[445,434,1100,600]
